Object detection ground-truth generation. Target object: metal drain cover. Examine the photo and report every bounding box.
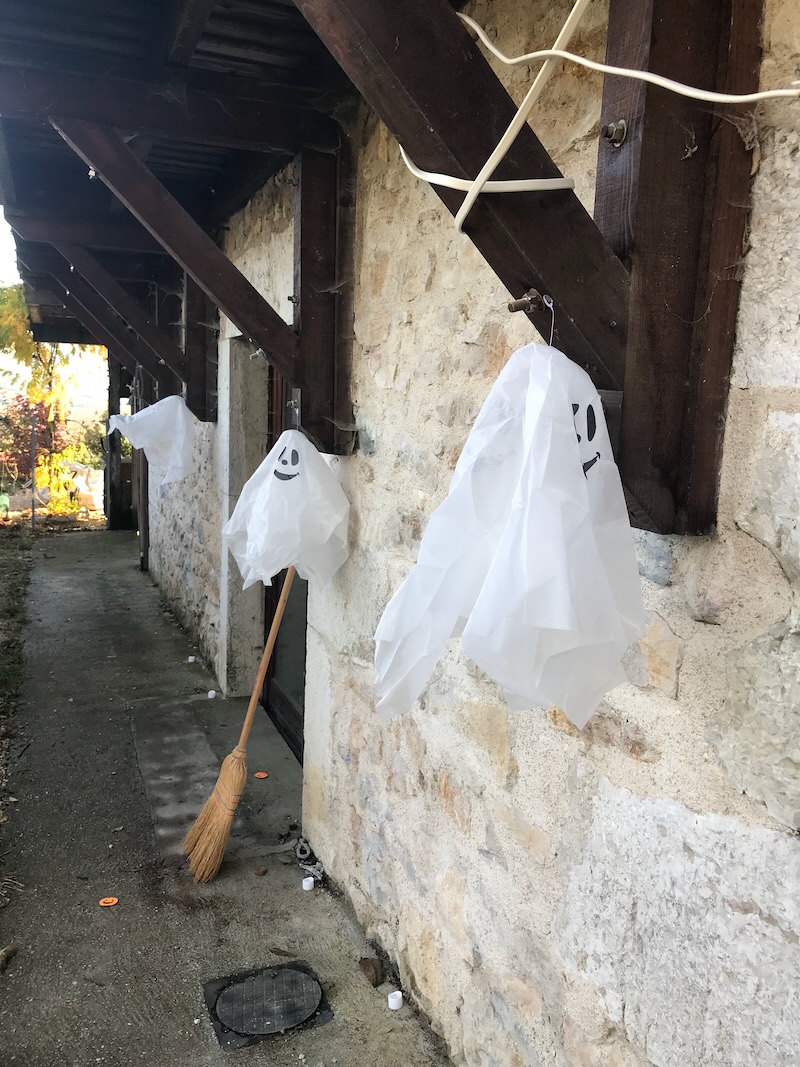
[215,966,322,1036]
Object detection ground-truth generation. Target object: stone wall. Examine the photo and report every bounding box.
[148,171,296,688]
[301,2,800,1065]
[148,0,800,1063]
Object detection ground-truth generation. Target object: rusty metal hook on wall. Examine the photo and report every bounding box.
[508,288,544,314]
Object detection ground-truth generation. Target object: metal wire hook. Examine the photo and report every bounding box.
[543,294,555,346]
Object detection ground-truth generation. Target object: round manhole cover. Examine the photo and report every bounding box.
[215,967,322,1035]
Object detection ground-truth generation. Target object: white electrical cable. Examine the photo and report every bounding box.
[398,144,574,193]
[459,12,800,105]
[398,12,800,231]
[454,0,592,231]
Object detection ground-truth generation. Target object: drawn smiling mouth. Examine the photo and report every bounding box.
[274,471,299,481]
[582,452,601,476]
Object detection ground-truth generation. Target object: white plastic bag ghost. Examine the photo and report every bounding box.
[223,429,349,588]
[374,343,645,728]
[108,394,195,486]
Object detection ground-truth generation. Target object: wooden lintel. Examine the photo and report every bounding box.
[54,243,188,381]
[597,0,759,533]
[296,0,629,389]
[294,148,340,452]
[0,63,339,154]
[168,0,217,64]
[5,210,163,252]
[51,119,301,385]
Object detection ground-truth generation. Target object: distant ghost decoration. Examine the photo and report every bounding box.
[274,445,301,481]
[223,429,349,589]
[108,394,196,486]
[374,344,645,728]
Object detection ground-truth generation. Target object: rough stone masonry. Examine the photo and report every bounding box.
[147,1,800,1064]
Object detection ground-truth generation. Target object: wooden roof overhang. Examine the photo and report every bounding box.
[0,0,760,531]
[0,0,350,438]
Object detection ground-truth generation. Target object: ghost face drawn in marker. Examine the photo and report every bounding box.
[572,402,601,477]
[274,446,300,481]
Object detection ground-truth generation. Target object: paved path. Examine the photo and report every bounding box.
[0,532,448,1067]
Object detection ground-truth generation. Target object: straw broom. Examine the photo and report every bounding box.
[183,566,297,883]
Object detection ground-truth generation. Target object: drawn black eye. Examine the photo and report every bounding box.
[586,404,596,442]
[291,449,299,465]
[572,404,581,440]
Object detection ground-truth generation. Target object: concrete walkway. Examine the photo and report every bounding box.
[1,532,449,1067]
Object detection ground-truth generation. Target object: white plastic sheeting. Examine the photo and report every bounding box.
[223,429,349,588]
[374,343,645,728]
[108,394,196,485]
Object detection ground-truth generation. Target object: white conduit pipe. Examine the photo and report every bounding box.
[398,145,574,193]
[454,0,592,232]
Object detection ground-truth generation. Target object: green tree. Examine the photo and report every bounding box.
[0,284,104,511]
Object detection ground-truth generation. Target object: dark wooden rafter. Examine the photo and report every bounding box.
[168,0,218,65]
[294,148,339,452]
[596,0,760,533]
[295,0,630,389]
[18,246,169,283]
[31,262,173,393]
[0,118,16,206]
[31,321,96,344]
[53,242,189,381]
[0,65,339,154]
[51,118,301,385]
[5,211,163,251]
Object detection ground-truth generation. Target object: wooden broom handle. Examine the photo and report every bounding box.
[237,566,297,751]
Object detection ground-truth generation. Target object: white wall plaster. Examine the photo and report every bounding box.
[559,779,800,1067]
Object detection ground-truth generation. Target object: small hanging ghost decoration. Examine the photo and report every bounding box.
[374,343,646,728]
[223,429,350,588]
[108,394,196,485]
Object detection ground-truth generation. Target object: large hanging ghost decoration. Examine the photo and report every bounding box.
[374,343,645,728]
[223,429,349,588]
[108,394,196,486]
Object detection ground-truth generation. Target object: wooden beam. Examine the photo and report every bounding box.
[31,321,97,345]
[183,274,210,421]
[106,353,126,530]
[17,244,169,283]
[168,0,217,64]
[294,148,339,452]
[51,118,301,384]
[54,243,189,381]
[596,0,756,533]
[0,119,16,206]
[0,64,339,154]
[675,0,762,533]
[5,210,163,252]
[295,0,629,388]
[35,264,173,393]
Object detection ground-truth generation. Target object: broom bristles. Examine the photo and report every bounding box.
[183,747,247,883]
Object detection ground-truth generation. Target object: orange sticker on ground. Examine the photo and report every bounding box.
[98,897,119,907]
[254,771,269,779]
